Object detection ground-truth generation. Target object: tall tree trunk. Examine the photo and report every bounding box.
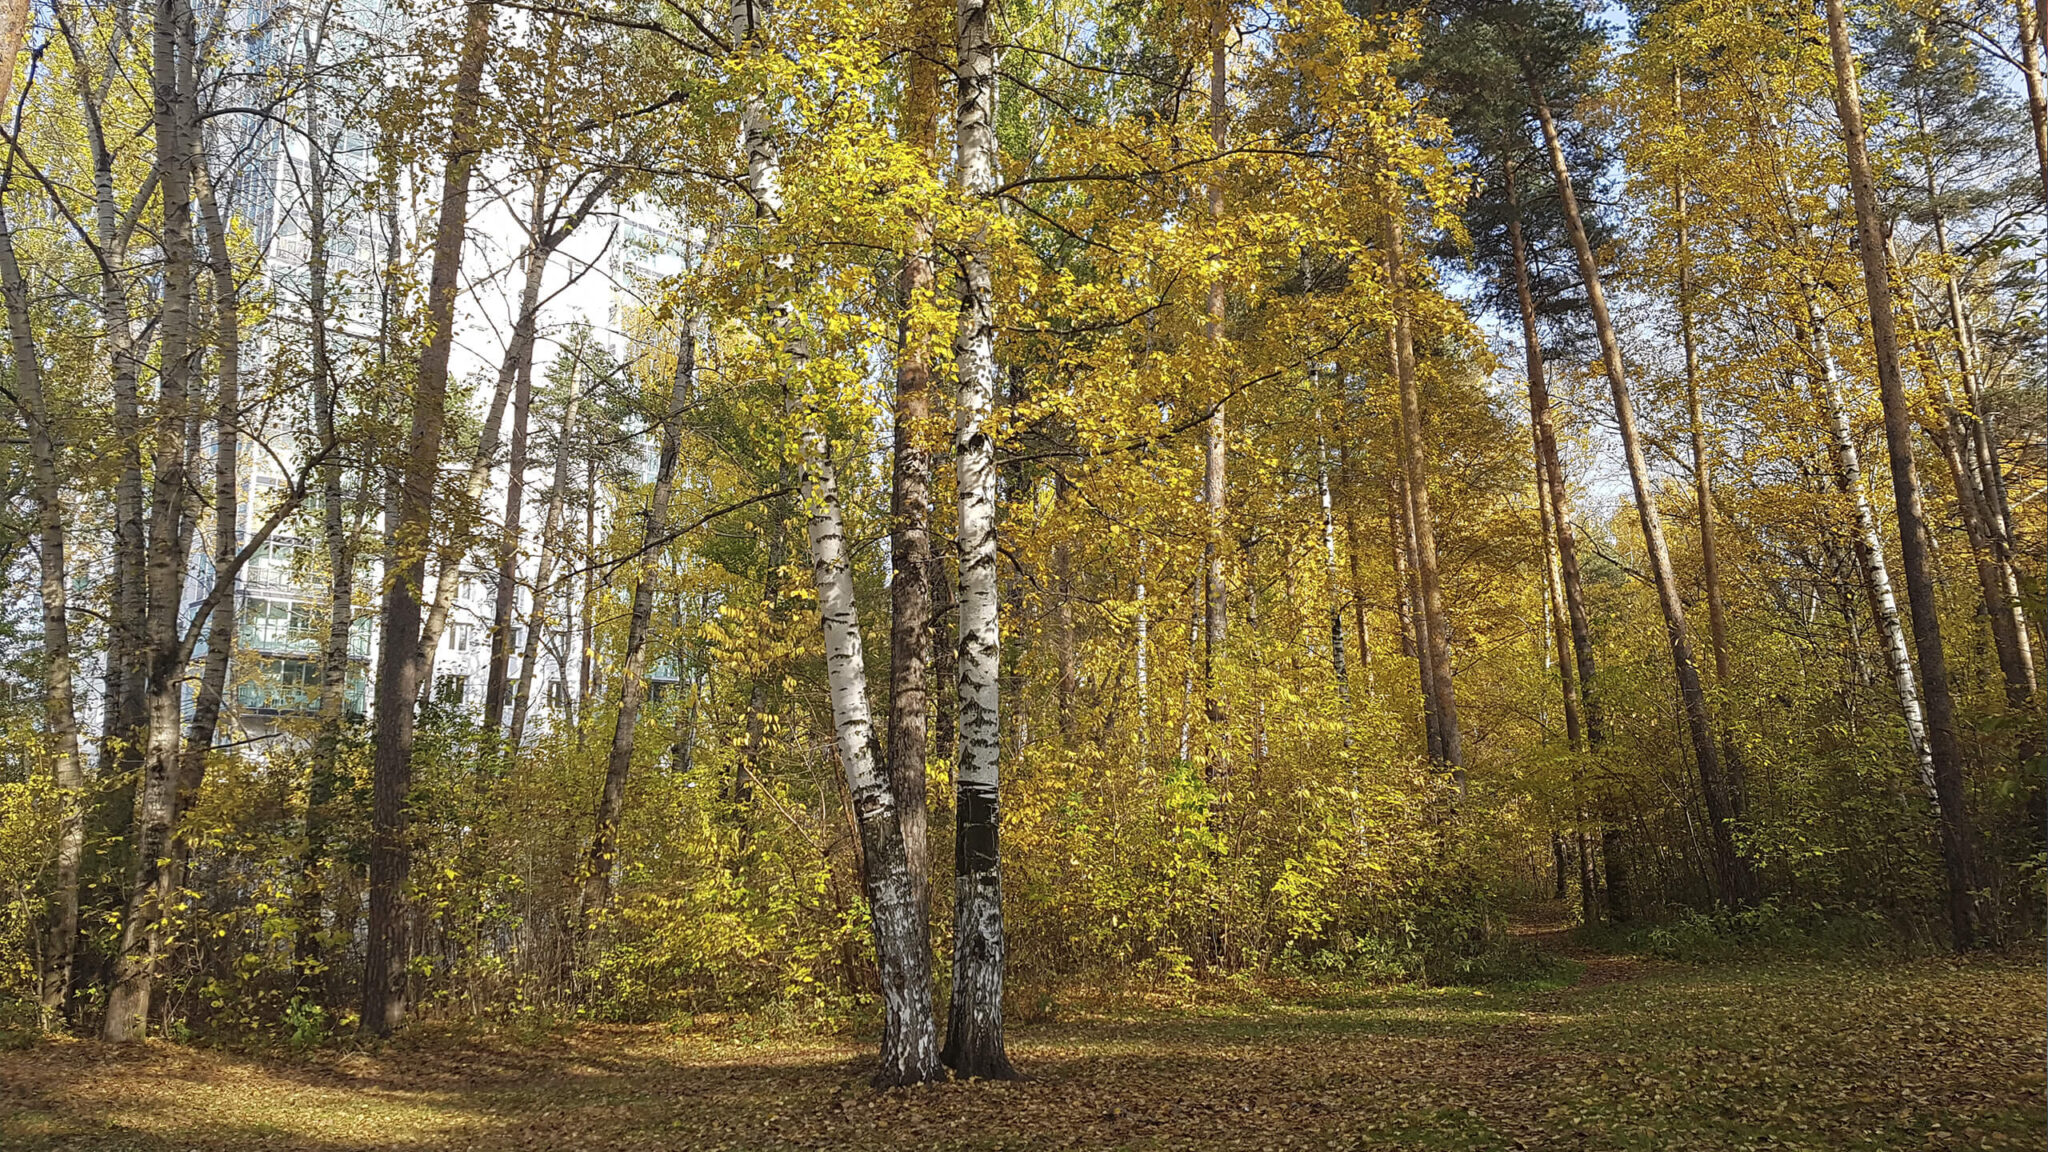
[483,342,535,739]
[362,0,494,1037]
[944,0,1015,1080]
[60,0,147,812]
[578,452,596,731]
[1601,829,1631,923]
[1535,450,1582,752]
[1,200,85,1028]
[2016,0,2048,211]
[1529,80,1746,904]
[1337,439,1372,691]
[579,323,694,925]
[177,165,240,809]
[1200,7,1229,741]
[930,548,957,770]
[61,7,152,1003]
[1917,140,2036,704]
[1317,435,1349,716]
[888,17,942,928]
[104,0,201,1040]
[1551,832,1569,900]
[484,178,557,736]
[1803,306,1940,808]
[1508,165,1601,751]
[509,383,582,753]
[1385,216,1463,787]
[1055,475,1078,735]
[297,17,353,997]
[1135,539,1150,758]
[1394,473,1440,761]
[1673,163,1731,685]
[67,27,153,809]
[1822,0,1983,947]
[415,244,542,703]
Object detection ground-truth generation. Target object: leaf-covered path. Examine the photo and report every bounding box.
[6,930,2042,1151]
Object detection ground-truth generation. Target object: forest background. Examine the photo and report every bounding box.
[0,0,2041,1087]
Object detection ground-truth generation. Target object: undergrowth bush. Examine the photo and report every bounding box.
[1639,900,1899,961]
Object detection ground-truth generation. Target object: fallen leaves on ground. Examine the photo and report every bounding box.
[3,941,2040,1151]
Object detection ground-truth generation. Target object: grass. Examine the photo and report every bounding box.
[2,929,2041,1151]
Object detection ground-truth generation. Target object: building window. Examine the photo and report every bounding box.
[235,656,321,714]
[447,623,474,653]
[242,597,317,650]
[546,679,569,708]
[247,540,308,585]
[435,675,467,705]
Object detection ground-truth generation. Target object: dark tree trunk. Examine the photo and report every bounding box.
[1385,215,1462,790]
[1601,828,1631,923]
[1822,0,1984,947]
[1506,166,1601,747]
[362,0,494,1036]
[580,323,694,926]
[1551,833,1569,900]
[1529,78,1748,905]
[886,20,942,927]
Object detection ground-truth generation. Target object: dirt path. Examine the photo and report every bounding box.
[1506,900,1660,990]
[4,918,2041,1151]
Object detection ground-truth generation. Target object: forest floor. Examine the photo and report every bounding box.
[4,906,2042,1152]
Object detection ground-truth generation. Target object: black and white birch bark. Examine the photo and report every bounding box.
[943,0,1014,1081]
[1802,305,1938,809]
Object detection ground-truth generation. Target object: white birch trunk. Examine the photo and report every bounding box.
[945,0,1014,1079]
[1317,435,1349,711]
[1807,310,1940,810]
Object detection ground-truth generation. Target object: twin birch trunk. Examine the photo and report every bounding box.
[103,0,202,1040]
[728,0,941,1085]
